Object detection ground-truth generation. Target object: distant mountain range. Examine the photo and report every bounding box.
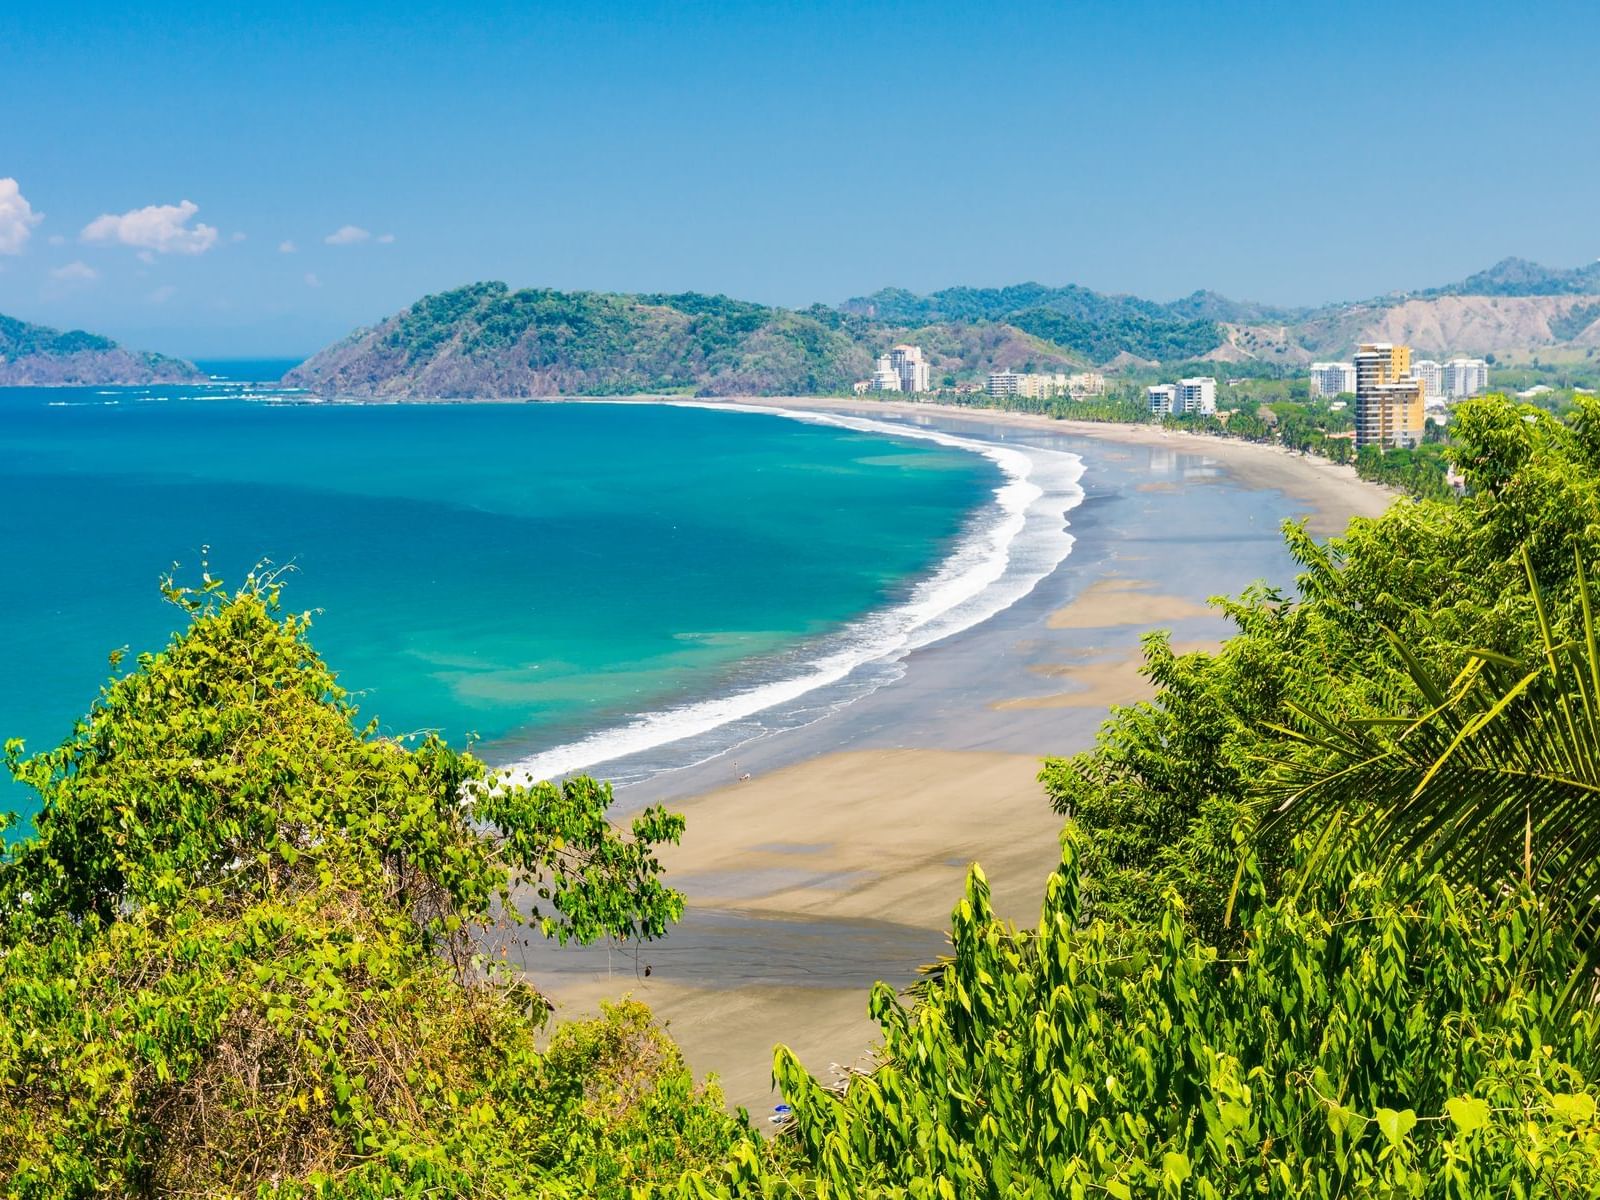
[8,256,1598,396]
[0,314,203,386]
[286,258,1600,399]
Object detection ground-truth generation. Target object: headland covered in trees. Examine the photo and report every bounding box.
[7,388,1600,1194]
[283,256,1600,400]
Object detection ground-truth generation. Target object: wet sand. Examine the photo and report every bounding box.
[513,749,1057,1108]
[515,399,1395,1116]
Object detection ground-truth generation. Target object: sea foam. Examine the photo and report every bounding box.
[501,402,1086,787]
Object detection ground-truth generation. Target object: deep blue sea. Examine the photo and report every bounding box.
[0,378,1085,830]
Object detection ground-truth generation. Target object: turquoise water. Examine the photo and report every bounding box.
[0,388,998,826]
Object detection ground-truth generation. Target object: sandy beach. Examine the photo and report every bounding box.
[515,398,1395,1115]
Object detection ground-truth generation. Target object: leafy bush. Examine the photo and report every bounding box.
[0,574,755,1197]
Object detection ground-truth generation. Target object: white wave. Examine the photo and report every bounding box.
[501,401,1085,787]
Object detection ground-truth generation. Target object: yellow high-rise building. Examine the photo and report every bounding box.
[1353,342,1425,450]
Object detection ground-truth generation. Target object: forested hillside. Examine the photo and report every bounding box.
[286,259,1600,397]
[0,313,203,385]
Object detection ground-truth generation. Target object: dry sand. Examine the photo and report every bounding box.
[530,749,1061,1112]
[992,637,1220,711]
[1044,578,1215,630]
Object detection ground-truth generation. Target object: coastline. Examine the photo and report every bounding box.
[514,397,1396,1115]
[698,395,1396,538]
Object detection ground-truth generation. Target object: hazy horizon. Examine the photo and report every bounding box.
[6,0,1599,358]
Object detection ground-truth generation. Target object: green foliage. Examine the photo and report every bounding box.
[1268,545,1600,992]
[359,282,870,396]
[682,836,1600,1197]
[1041,395,1600,933]
[0,575,756,1196]
[0,313,116,357]
[840,282,1226,365]
[1353,441,1454,500]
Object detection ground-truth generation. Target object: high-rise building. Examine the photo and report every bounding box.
[1443,357,1489,399]
[870,354,901,392]
[1410,359,1444,401]
[1309,362,1357,398]
[1147,384,1177,416]
[890,344,930,393]
[1174,376,1217,415]
[1354,342,1424,450]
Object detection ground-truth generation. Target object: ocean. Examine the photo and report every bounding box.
[0,380,1085,829]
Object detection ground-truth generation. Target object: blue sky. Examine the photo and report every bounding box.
[3,0,1597,358]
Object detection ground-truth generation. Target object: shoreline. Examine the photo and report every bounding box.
[695,395,1397,538]
[496,400,1087,790]
[515,398,1395,1115]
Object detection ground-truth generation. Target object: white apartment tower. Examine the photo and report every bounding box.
[1443,357,1489,399]
[1309,362,1357,398]
[1410,359,1444,401]
[869,354,901,392]
[889,344,930,394]
[1175,376,1217,415]
[1147,384,1177,416]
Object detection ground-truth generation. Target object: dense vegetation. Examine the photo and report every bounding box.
[842,282,1228,364]
[0,312,202,385]
[0,576,758,1195]
[287,283,873,398]
[10,393,1600,1195]
[0,313,116,357]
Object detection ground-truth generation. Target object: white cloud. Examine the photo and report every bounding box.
[376,232,395,244]
[304,272,322,288]
[278,239,298,253]
[325,224,370,245]
[81,199,218,255]
[148,284,176,304]
[50,260,99,283]
[0,178,43,254]
[47,234,65,246]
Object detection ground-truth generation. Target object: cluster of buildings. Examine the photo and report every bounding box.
[1310,356,1489,402]
[985,370,1105,400]
[867,344,931,394]
[1146,376,1217,417]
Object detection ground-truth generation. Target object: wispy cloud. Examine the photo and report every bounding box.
[304,272,322,288]
[325,225,370,245]
[148,284,176,304]
[230,231,247,243]
[377,232,395,244]
[50,260,99,283]
[278,239,298,254]
[81,200,218,255]
[0,178,44,254]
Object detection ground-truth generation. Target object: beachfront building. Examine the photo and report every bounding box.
[890,344,931,393]
[1354,342,1425,450]
[1067,371,1106,398]
[1174,376,1217,416]
[869,354,901,392]
[1147,384,1177,416]
[1443,357,1490,399]
[986,370,1020,397]
[1309,361,1357,398]
[1410,359,1444,401]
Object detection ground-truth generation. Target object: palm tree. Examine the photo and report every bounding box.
[1264,545,1600,985]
